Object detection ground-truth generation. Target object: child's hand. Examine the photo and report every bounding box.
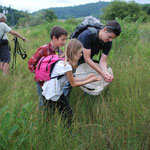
[87,76,102,83]
[86,73,97,80]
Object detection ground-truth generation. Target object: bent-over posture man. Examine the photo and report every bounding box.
[63,20,121,99]
[77,20,121,82]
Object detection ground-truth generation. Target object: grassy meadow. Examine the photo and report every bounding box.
[0,19,150,150]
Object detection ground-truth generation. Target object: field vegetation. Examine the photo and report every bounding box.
[0,17,150,149]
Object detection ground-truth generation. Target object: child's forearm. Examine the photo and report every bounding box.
[75,77,87,82]
[71,78,92,87]
[66,71,98,88]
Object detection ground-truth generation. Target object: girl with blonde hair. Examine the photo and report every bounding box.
[42,39,101,125]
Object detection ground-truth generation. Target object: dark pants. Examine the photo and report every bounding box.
[43,94,73,126]
[0,44,11,63]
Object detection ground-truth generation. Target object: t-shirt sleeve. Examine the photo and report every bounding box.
[3,23,11,33]
[63,62,72,73]
[51,61,72,77]
[102,42,112,55]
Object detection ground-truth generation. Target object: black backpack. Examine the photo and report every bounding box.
[70,16,103,42]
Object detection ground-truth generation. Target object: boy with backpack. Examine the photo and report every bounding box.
[63,16,121,99]
[77,19,121,82]
[28,25,68,108]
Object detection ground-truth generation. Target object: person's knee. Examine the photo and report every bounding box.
[3,63,9,75]
[0,62,3,70]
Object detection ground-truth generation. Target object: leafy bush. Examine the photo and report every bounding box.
[101,1,148,22]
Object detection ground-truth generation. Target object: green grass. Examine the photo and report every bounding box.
[0,20,150,150]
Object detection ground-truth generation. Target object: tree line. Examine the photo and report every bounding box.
[0,1,150,27]
[38,2,109,19]
[0,5,29,26]
[0,5,57,27]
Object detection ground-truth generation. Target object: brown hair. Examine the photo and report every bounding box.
[105,20,121,36]
[50,25,68,39]
[65,39,83,69]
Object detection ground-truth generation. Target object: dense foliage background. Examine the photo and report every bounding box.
[37,2,109,19]
[101,1,150,22]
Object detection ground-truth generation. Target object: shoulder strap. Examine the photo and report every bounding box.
[88,27,102,62]
[50,59,65,80]
[1,33,5,40]
[88,27,98,42]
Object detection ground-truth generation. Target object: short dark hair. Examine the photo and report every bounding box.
[105,20,121,36]
[50,25,68,39]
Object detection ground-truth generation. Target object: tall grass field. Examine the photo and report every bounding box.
[0,19,150,150]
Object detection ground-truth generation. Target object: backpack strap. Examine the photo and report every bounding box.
[88,27,98,42]
[50,74,64,80]
[49,58,65,80]
[38,57,45,70]
[1,33,5,40]
[88,27,103,62]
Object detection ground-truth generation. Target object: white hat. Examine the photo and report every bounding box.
[75,63,113,95]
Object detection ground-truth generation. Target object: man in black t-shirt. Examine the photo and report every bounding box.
[63,20,121,100]
[77,20,121,82]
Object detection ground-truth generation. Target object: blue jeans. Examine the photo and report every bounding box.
[63,62,83,100]
[63,82,72,101]
[36,82,44,108]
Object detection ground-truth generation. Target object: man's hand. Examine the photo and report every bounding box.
[102,71,114,82]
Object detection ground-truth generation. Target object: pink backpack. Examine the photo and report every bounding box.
[35,55,65,81]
